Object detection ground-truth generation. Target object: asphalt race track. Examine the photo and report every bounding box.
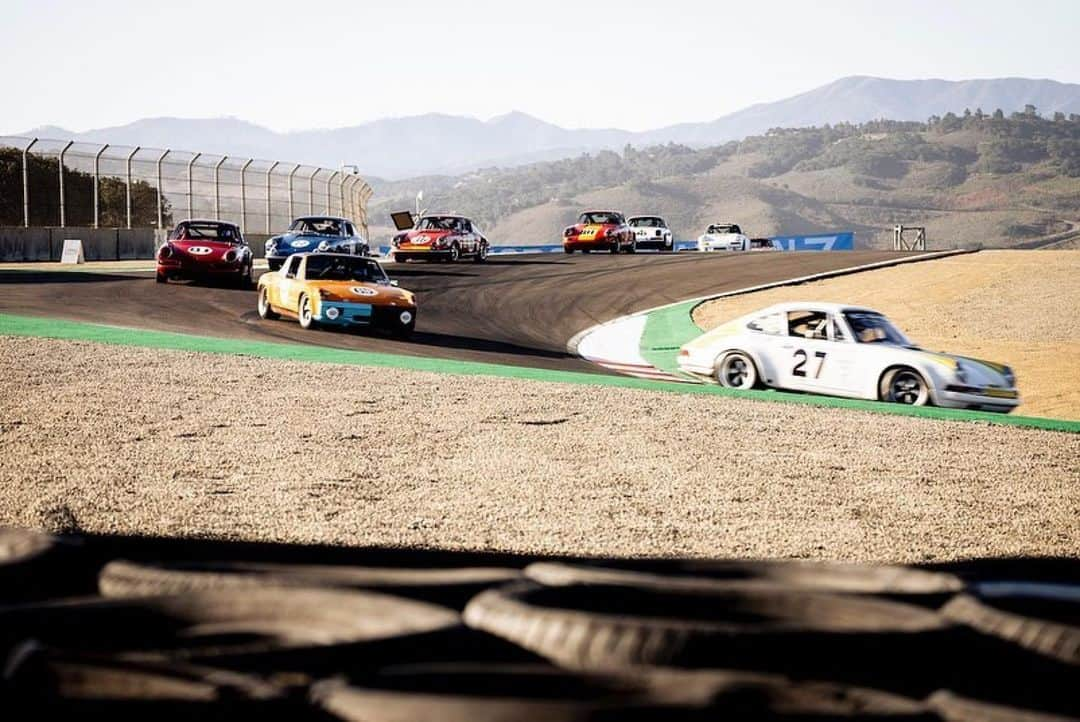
[0,251,911,371]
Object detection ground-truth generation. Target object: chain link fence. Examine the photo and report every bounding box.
[0,136,373,240]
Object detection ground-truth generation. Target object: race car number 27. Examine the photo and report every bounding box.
[792,350,826,378]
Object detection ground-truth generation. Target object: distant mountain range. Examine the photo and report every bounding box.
[19,77,1080,179]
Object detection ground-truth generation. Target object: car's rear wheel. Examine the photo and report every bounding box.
[715,352,758,389]
[298,293,316,330]
[155,272,167,284]
[563,248,573,254]
[880,367,930,406]
[257,287,278,320]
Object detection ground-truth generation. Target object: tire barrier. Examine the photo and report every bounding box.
[99,559,521,610]
[0,528,1075,720]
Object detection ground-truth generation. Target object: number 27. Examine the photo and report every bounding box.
[792,350,826,378]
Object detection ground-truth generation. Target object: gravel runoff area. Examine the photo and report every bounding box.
[694,250,1080,421]
[2,335,1077,562]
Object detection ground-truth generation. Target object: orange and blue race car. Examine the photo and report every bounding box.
[257,253,417,337]
[156,219,253,286]
[562,210,636,254]
[390,212,489,262]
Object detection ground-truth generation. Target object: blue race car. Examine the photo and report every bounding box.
[265,216,370,271]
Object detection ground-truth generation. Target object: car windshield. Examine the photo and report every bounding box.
[290,218,343,236]
[707,224,740,234]
[629,217,663,228]
[416,216,461,231]
[170,222,239,242]
[580,212,622,225]
[304,255,388,283]
[843,311,911,345]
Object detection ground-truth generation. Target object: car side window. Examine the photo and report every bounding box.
[462,220,472,233]
[747,312,785,336]
[788,311,828,340]
[830,315,848,342]
[284,256,299,279]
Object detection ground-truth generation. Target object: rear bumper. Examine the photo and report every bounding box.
[564,239,618,251]
[394,248,453,261]
[634,237,673,249]
[157,260,246,277]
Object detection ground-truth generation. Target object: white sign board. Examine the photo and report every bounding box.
[60,239,85,264]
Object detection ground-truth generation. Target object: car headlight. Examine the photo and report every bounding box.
[399,310,413,325]
[317,240,329,251]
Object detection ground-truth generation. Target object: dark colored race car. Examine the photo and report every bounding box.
[390,212,489,262]
[264,216,369,271]
[156,219,253,286]
[562,210,635,254]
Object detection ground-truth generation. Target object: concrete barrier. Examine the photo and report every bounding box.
[0,227,157,261]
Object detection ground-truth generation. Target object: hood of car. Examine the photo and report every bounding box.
[912,349,1014,386]
[313,280,415,305]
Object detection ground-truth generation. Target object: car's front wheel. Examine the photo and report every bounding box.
[609,240,620,255]
[880,367,930,406]
[257,287,278,320]
[715,351,758,389]
[298,293,316,330]
[474,243,488,263]
[448,243,461,262]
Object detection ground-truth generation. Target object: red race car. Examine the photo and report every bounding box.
[562,210,636,254]
[156,219,254,286]
[391,212,489,262]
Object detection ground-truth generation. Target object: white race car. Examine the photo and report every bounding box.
[678,302,1019,412]
[698,223,750,252]
[627,215,675,251]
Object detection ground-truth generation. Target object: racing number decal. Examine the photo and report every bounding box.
[792,350,827,378]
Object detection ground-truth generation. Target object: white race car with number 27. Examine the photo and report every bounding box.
[678,302,1019,412]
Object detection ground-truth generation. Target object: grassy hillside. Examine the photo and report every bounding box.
[368,111,1080,248]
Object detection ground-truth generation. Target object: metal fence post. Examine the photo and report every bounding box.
[308,169,316,214]
[213,156,227,220]
[339,174,347,218]
[156,149,170,231]
[325,171,338,214]
[92,144,109,229]
[239,158,253,233]
[187,152,202,220]
[287,163,300,220]
[21,138,38,227]
[265,161,279,233]
[125,146,140,229]
[58,140,74,228]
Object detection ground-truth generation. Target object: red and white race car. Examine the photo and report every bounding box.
[156,219,253,286]
[390,212,489,262]
[562,210,636,254]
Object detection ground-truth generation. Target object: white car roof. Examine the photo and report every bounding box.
[752,302,881,316]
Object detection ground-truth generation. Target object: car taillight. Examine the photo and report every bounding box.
[224,249,237,263]
[158,245,172,259]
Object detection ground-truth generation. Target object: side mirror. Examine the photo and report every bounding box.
[390,279,399,287]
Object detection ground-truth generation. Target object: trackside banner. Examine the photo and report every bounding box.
[769,232,855,251]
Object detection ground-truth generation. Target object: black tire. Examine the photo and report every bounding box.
[448,243,461,262]
[626,241,637,254]
[880,367,931,406]
[155,272,167,284]
[474,243,488,263]
[311,663,928,722]
[463,582,952,686]
[0,587,458,666]
[608,240,620,255]
[100,558,519,611]
[581,249,591,254]
[242,262,253,288]
[715,351,759,389]
[298,293,316,330]
[941,594,1079,665]
[524,560,964,600]
[563,248,573,255]
[257,287,278,320]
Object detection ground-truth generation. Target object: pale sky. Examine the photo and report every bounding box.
[2,0,1077,134]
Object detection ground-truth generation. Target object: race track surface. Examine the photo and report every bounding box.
[0,251,910,371]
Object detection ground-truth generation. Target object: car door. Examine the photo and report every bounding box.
[775,310,858,395]
[276,255,302,311]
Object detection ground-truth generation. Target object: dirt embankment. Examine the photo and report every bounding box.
[2,335,1076,561]
[693,251,1080,420]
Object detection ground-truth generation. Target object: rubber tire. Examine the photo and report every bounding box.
[563,248,573,255]
[941,594,1079,665]
[100,558,519,611]
[474,243,488,263]
[155,272,167,284]
[448,243,461,263]
[257,287,278,320]
[880,367,931,406]
[463,581,951,679]
[311,664,928,722]
[715,351,758,389]
[298,293,315,330]
[581,249,591,254]
[524,560,964,599]
[608,240,620,255]
[626,241,637,254]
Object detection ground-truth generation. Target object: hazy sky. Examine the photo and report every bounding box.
[2,0,1077,134]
